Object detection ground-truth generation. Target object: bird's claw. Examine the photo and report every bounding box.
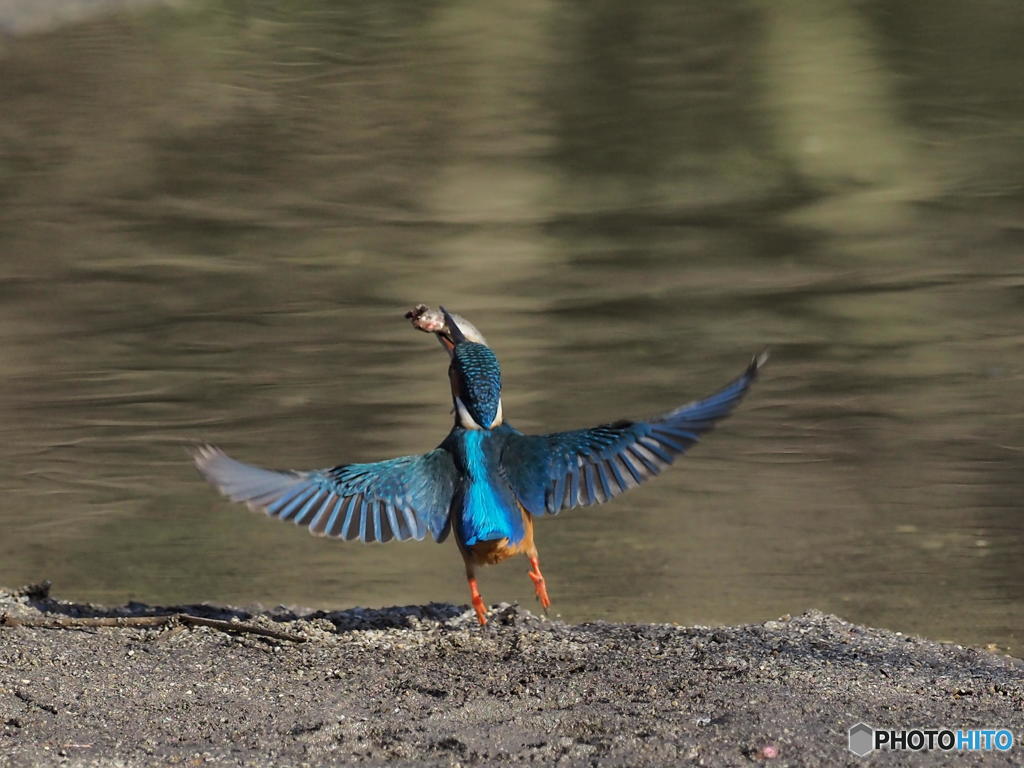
[528,568,551,611]
[472,594,488,626]
[467,576,488,626]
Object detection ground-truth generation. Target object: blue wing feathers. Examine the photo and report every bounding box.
[196,352,764,535]
[502,351,765,516]
[373,500,385,542]
[338,497,358,539]
[193,445,457,543]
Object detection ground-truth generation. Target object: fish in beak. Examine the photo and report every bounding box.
[405,303,488,355]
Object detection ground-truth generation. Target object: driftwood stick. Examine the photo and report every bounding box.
[0,612,307,643]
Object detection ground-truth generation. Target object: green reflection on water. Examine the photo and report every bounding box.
[0,0,1021,652]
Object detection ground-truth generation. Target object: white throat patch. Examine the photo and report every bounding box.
[455,396,503,430]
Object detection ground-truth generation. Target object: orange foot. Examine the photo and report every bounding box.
[528,556,551,611]
[468,577,488,626]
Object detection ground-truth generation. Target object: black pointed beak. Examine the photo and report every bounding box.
[439,306,468,345]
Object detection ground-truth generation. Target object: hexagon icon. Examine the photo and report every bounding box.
[848,722,875,757]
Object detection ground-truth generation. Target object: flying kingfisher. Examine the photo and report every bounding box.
[194,306,766,625]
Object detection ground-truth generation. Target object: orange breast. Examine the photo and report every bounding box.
[467,505,535,566]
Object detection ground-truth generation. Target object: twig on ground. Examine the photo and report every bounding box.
[0,612,307,643]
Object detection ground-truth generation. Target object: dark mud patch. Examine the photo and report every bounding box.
[1,584,1021,766]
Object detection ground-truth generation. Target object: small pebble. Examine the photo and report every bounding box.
[757,744,779,759]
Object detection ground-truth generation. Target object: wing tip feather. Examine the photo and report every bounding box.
[749,347,770,378]
[190,443,223,470]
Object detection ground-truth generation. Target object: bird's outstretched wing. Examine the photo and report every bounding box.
[501,351,767,515]
[193,447,458,542]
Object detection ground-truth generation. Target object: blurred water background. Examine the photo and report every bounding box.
[1,0,1021,651]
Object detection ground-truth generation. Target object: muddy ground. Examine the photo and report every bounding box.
[1,584,1021,767]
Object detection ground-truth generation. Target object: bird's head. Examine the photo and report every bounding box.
[440,306,503,430]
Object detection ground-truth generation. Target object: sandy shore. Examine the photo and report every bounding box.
[1,584,1021,766]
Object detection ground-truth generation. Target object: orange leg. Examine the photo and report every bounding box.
[527,555,551,611]
[467,576,488,626]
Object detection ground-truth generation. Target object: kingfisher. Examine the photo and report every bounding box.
[194,306,766,625]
